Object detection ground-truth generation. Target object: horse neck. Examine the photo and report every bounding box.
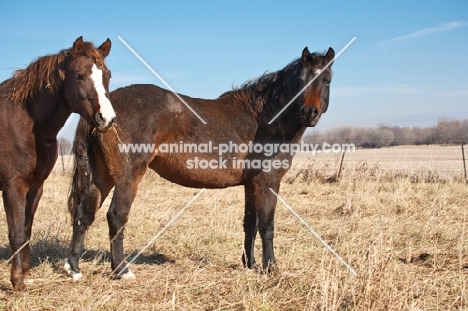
[256,72,306,143]
[26,89,71,140]
[258,118,305,145]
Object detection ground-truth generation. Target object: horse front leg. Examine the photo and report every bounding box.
[107,181,140,279]
[244,180,279,272]
[258,182,279,272]
[245,178,280,272]
[65,183,108,280]
[243,183,258,268]
[2,181,29,291]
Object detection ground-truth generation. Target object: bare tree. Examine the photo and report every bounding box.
[58,137,72,155]
[58,138,72,175]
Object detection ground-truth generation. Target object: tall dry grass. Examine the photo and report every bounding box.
[0,147,467,310]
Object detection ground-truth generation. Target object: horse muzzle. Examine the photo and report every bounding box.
[300,106,321,127]
[95,112,115,131]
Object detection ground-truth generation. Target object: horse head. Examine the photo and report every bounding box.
[299,47,334,127]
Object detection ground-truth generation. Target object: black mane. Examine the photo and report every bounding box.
[220,51,326,118]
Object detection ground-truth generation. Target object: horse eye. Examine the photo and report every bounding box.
[76,74,85,81]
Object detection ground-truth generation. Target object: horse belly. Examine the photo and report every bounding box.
[0,146,56,190]
[150,154,244,188]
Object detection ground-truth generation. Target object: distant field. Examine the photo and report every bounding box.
[0,145,467,310]
[293,145,466,180]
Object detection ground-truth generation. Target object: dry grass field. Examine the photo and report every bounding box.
[0,145,467,310]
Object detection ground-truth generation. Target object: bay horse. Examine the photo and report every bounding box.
[66,46,334,280]
[0,37,116,291]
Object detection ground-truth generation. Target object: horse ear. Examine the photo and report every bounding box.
[72,36,84,55]
[73,36,84,52]
[325,47,335,65]
[302,47,311,62]
[98,38,112,58]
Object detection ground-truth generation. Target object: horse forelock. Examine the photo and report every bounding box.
[72,41,107,70]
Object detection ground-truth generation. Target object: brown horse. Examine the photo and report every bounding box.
[0,37,116,291]
[66,46,334,280]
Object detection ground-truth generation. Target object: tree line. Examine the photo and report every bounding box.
[304,118,468,148]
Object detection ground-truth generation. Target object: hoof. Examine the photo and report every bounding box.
[64,258,83,282]
[24,278,34,285]
[241,255,256,269]
[266,263,279,275]
[12,282,27,292]
[113,269,136,280]
[121,270,136,280]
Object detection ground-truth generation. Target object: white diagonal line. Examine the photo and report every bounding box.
[269,188,357,276]
[5,240,29,264]
[268,37,356,124]
[118,36,207,124]
[114,188,206,278]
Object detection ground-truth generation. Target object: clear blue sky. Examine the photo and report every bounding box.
[1,1,467,140]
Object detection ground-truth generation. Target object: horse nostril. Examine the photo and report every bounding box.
[95,112,105,124]
[301,106,319,117]
[311,107,318,116]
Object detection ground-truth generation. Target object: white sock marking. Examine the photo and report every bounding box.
[64,258,83,281]
[120,270,136,280]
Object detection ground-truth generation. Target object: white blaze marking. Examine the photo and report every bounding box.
[90,64,116,125]
[314,69,322,75]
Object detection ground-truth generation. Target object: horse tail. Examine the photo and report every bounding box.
[68,117,95,222]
